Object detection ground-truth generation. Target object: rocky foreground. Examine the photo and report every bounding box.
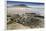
[7,13,44,30]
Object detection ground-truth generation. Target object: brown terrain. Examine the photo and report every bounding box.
[7,7,44,30]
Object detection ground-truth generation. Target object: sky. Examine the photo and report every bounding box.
[7,0,44,2]
[7,1,44,8]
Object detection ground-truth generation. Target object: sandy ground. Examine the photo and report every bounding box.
[7,22,30,30]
